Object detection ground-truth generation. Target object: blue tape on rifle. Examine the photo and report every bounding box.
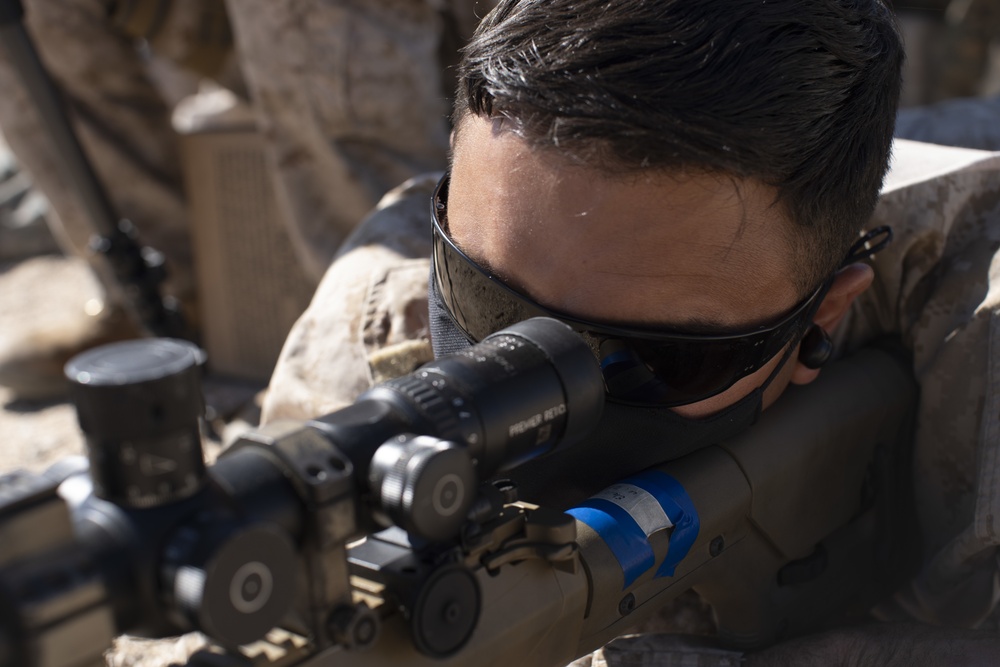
[568,471,701,585]
[628,470,700,577]
[567,499,655,588]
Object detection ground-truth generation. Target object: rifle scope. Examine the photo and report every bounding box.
[0,317,604,664]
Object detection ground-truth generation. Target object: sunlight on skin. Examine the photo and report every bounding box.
[446,114,872,417]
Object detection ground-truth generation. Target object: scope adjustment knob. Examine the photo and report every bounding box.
[163,522,297,647]
[65,338,207,508]
[411,565,480,658]
[369,435,476,542]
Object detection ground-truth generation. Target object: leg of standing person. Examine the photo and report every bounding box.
[0,0,192,397]
[252,0,497,417]
[223,0,454,282]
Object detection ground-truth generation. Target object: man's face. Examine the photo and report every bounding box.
[447,115,805,417]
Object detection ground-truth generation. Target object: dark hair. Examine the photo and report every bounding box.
[455,0,904,293]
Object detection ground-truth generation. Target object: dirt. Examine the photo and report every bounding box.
[1,256,98,470]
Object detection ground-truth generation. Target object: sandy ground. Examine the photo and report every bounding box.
[1,256,102,471]
[0,379,85,470]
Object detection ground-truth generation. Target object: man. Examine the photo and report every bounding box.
[264,0,1000,663]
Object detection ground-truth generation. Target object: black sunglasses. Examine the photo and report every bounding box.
[431,173,889,407]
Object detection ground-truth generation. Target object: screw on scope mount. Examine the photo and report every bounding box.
[327,602,381,651]
[65,338,207,508]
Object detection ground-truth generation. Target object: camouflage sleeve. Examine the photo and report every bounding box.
[222,0,453,283]
[836,139,1000,627]
[260,173,439,423]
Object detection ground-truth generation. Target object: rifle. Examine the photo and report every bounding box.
[0,317,920,667]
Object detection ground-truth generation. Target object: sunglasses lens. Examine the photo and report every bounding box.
[431,173,817,408]
[433,231,537,339]
[600,338,748,404]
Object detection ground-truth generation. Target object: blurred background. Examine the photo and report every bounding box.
[0,1,998,664]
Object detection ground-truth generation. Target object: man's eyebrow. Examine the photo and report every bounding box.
[440,184,788,336]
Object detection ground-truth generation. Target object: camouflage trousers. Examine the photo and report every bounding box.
[0,0,193,306]
[0,0,488,310]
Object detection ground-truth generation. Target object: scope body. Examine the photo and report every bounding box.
[1,326,921,667]
[0,318,604,666]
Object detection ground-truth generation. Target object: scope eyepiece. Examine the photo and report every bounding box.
[362,317,605,478]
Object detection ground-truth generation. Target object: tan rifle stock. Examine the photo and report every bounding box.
[195,344,917,667]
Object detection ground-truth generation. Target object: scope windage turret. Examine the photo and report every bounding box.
[64,338,207,508]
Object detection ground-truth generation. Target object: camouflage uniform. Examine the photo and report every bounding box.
[837,139,1000,629]
[222,0,494,281]
[0,0,493,303]
[0,0,193,304]
[262,132,1000,662]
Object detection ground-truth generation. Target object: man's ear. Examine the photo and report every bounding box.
[790,262,874,386]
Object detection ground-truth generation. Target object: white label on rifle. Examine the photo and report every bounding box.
[593,483,673,536]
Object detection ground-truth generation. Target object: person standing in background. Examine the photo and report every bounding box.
[0,0,494,398]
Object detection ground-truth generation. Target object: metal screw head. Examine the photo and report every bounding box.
[444,601,462,624]
[328,603,381,651]
[709,536,725,557]
[618,593,636,616]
